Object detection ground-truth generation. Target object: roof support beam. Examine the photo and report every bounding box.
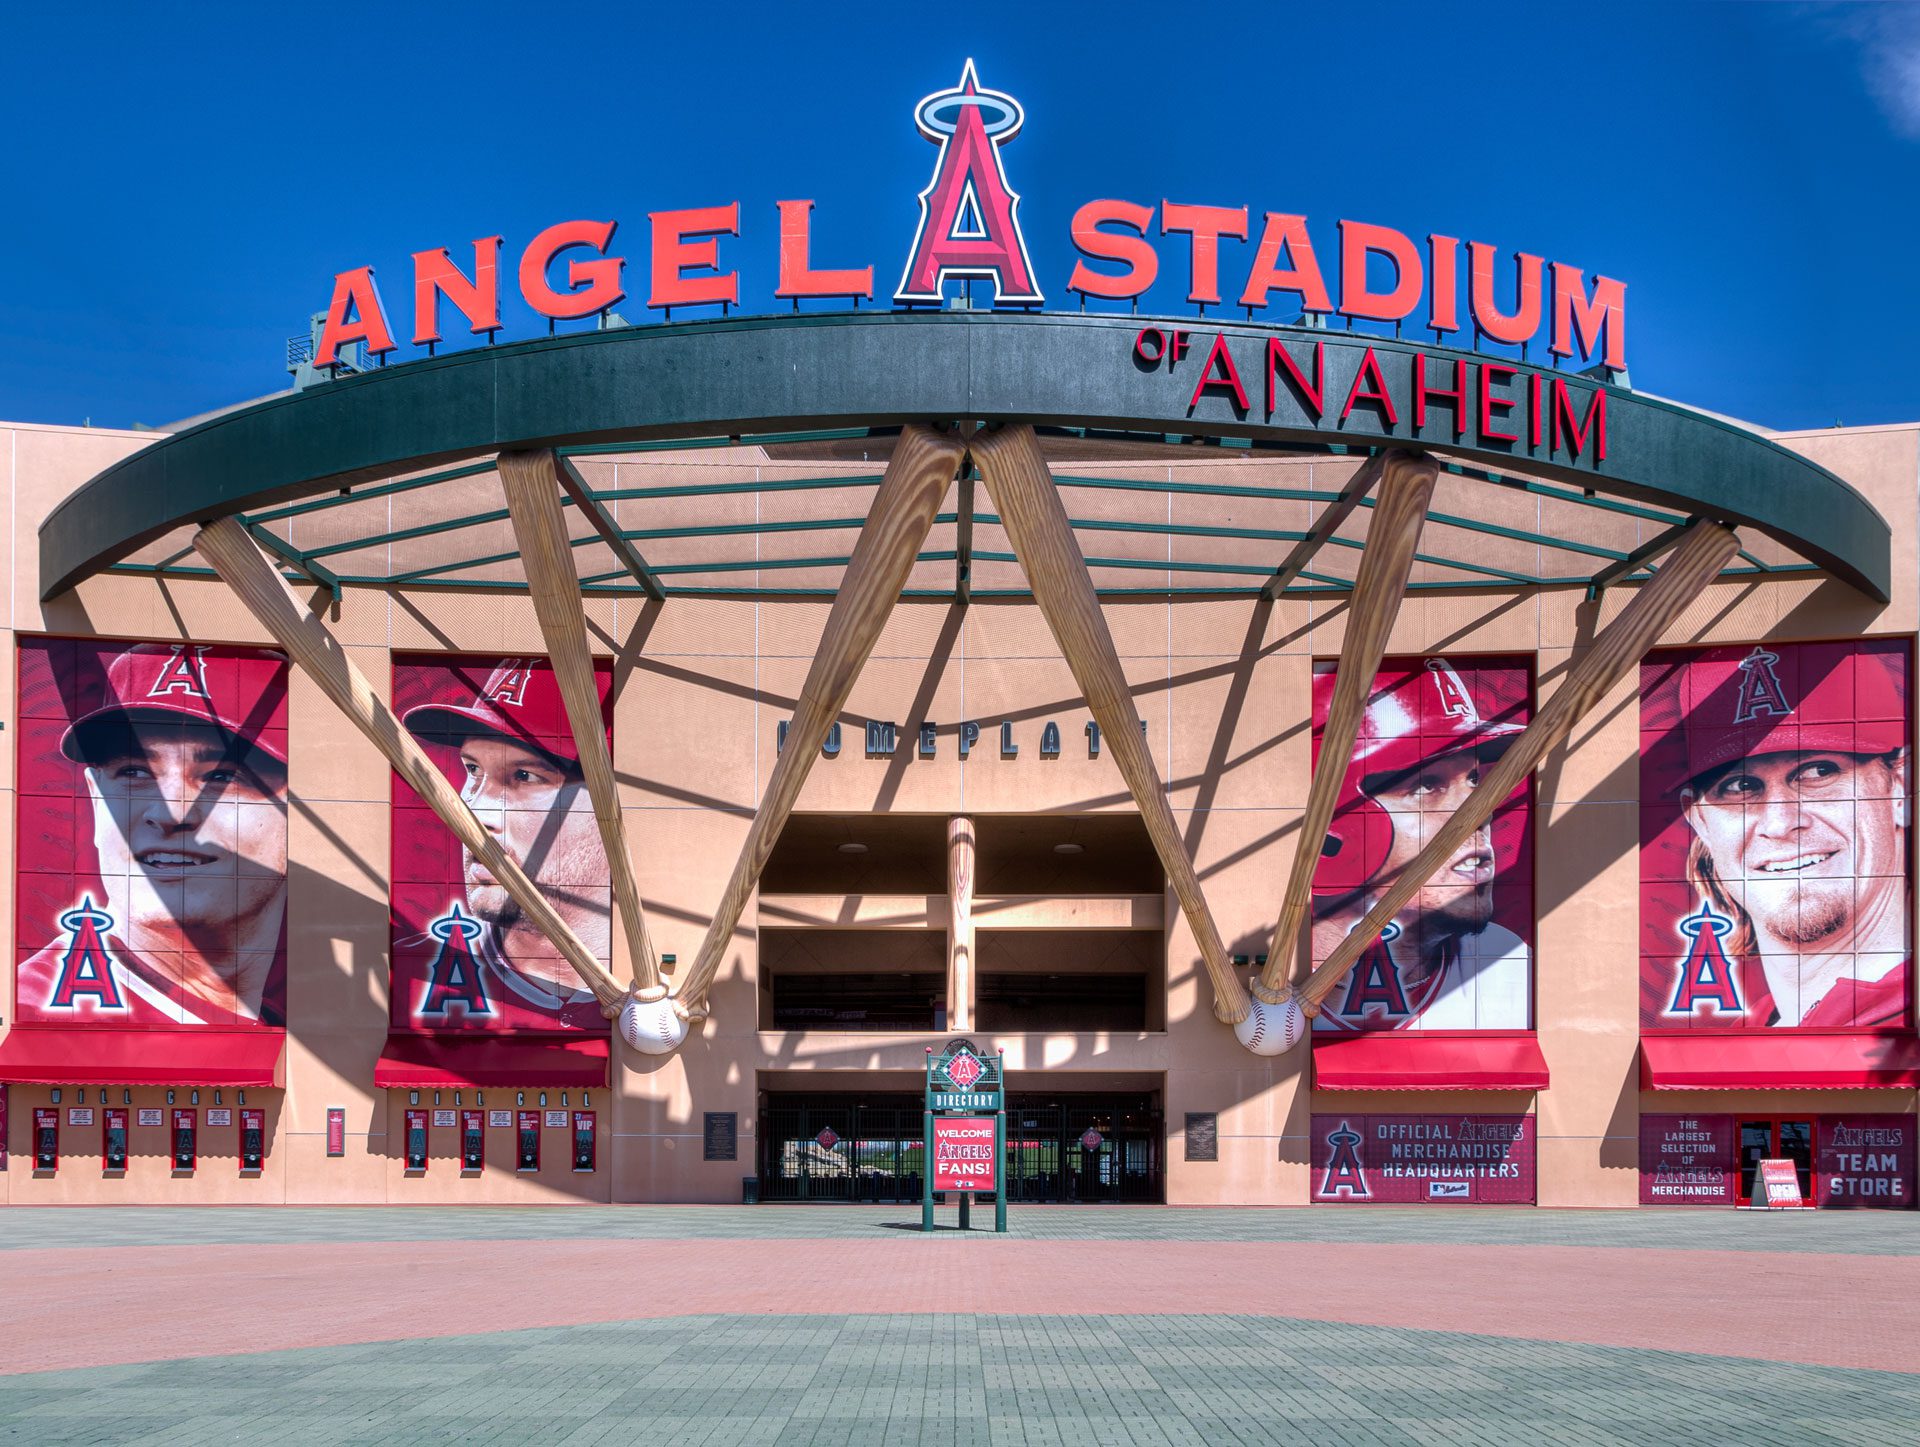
[191,516,629,1017]
[1585,518,1698,601]
[246,524,341,603]
[955,465,977,606]
[673,424,968,1019]
[1276,520,1741,1043]
[555,455,666,602]
[972,422,1251,1028]
[1261,452,1383,601]
[1255,450,1437,1007]
[497,449,665,1002]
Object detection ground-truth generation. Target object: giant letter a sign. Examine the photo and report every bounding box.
[895,60,1043,306]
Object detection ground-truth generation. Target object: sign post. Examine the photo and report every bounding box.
[923,1040,1006,1233]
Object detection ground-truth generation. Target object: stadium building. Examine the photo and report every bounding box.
[0,65,1913,1211]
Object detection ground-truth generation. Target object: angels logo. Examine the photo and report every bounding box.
[894,59,1043,306]
[1319,1120,1370,1199]
[1731,647,1791,723]
[945,1048,985,1091]
[417,903,494,1018]
[486,662,532,708]
[147,644,212,700]
[46,897,124,1011]
[1425,658,1479,722]
[1333,921,1417,1021]
[1667,902,1743,1016]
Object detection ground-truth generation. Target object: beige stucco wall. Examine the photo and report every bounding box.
[1,417,1914,1205]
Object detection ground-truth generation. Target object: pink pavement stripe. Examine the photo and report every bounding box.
[1,1237,1915,1377]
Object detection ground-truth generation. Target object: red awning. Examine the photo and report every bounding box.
[374,1033,609,1089]
[1640,1033,1920,1090]
[1313,1032,1549,1090]
[0,1027,284,1086]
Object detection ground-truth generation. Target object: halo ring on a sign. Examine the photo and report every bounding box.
[918,91,1020,138]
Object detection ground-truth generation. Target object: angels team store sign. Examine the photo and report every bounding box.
[312,59,1628,402]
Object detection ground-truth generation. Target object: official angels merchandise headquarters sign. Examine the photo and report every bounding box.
[1312,1116,1537,1204]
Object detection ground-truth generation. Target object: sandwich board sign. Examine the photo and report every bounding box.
[1748,1158,1813,1210]
[923,1040,1007,1233]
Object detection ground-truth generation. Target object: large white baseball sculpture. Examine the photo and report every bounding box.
[1233,983,1309,1056]
[618,988,690,1055]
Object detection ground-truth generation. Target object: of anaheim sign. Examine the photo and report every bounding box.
[315,60,1626,375]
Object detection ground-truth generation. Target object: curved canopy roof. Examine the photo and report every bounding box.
[40,311,1891,604]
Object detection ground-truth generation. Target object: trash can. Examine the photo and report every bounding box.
[742,1175,760,1205]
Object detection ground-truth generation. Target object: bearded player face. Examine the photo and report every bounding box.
[1685,750,1906,949]
[458,735,608,947]
[1370,749,1496,936]
[85,719,289,956]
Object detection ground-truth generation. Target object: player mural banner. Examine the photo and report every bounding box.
[1311,1114,1536,1204]
[1639,640,1912,1031]
[15,638,290,1028]
[390,655,614,1033]
[1311,655,1533,1032]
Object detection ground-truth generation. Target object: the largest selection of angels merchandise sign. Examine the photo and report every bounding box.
[389,654,615,1034]
[14,638,291,1031]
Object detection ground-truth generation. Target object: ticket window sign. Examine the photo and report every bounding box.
[34,1108,58,1171]
[240,1109,266,1173]
[517,1111,541,1172]
[103,1108,129,1172]
[404,1108,429,1172]
[461,1110,485,1172]
[572,1112,596,1173]
[171,1109,197,1172]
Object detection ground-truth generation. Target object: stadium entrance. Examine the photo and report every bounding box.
[757,1091,1164,1204]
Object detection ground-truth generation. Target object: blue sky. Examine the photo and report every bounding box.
[1,2,1915,431]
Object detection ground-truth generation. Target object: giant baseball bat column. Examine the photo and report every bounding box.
[971,423,1252,1026]
[947,816,975,1032]
[672,424,969,1019]
[1254,451,1434,1009]
[497,450,666,1019]
[1261,519,1740,1049]
[193,515,630,1013]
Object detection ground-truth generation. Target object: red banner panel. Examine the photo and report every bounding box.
[1639,640,1911,1030]
[932,1116,999,1191]
[1639,1114,1736,1205]
[390,655,613,1033]
[15,638,290,1029]
[1310,656,1533,1033]
[1817,1116,1915,1208]
[1311,1114,1535,1204]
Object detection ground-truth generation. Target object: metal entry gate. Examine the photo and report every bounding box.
[758,1099,925,1203]
[760,1093,1162,1203]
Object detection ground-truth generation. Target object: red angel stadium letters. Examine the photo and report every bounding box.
[1311,655,1533,1032]
[1311,1115,1536,1204]
[390,654,614,1033]
[1639,640,1912,1030]
[14,638,290,1028]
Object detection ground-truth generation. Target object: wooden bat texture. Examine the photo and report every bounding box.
[496,449,663,997]
[1255,451,1435,1004]
[192,515,629,1013]
[673,424,968,1016]
[972,423,1251,1026]
[1296,519,1740,1016]
[947,816,975,1032]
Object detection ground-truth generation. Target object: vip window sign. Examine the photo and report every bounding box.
[1311,1115,1536,1205]
[311,61,1624,376]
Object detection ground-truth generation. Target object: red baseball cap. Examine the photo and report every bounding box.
[1646,644,1908,794]
[1317,658,1523,794]
[61,643,289,765]
[402,659,606,767]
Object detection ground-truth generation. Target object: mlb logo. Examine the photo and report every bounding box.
[1427,1180,1471,1199]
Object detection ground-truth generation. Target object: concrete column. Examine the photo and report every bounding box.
[947,816,975,1032]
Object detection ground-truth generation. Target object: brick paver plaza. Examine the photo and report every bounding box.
[2,1206,1916,1444]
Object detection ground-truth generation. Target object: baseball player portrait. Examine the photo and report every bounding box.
[392,657,613,1030]
[16,641,290,1027]
[1644,641,1911,1029]
[1310,656,1533,1032]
